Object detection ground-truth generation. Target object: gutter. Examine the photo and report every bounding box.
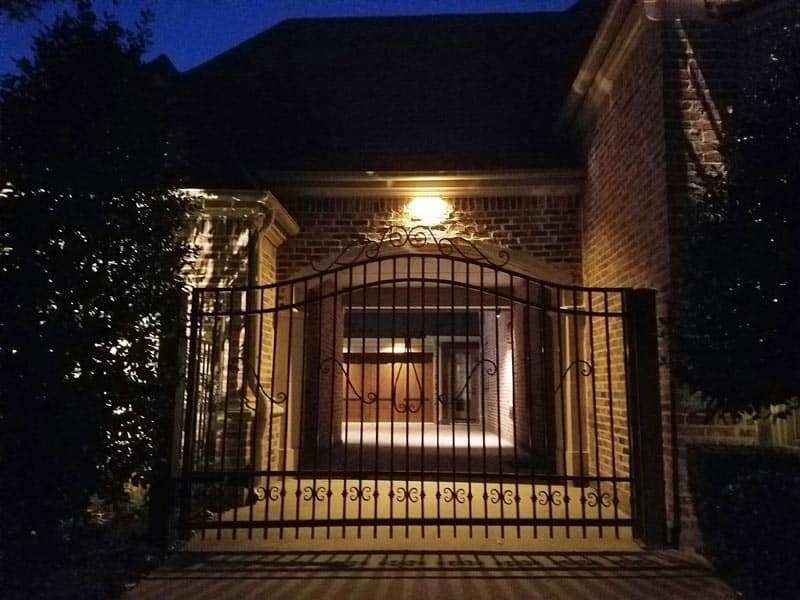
[558,0,637,131]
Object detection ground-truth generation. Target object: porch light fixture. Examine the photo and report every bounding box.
[406,196,450,227]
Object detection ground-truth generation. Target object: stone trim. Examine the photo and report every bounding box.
[262,170,585,199]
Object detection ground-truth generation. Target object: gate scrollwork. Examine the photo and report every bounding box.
[311,225,510,272]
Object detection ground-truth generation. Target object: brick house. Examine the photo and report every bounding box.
[174,0,795,548]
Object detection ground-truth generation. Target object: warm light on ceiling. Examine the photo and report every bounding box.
[406,196,450,227]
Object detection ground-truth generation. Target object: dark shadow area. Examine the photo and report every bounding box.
[145,549,719,581]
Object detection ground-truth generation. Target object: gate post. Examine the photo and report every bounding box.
[148,288,190,550]
[623,289,667,547]
[178,289,201,539]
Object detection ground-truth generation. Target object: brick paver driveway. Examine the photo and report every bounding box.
[125,549,735,599]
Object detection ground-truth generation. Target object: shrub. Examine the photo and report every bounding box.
[688,444,800,600]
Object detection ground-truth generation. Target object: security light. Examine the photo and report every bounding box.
[406,196,450,227]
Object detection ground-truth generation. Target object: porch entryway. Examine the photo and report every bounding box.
[178,227,664,547]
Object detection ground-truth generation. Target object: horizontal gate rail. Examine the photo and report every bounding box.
[187,518,635,531]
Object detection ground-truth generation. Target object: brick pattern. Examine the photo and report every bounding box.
[182,214,289,473]
[582,292,630,510]
[275,192,582,472]
[581,4,778,547]
[276,195,581,280]
[255,235,282,471]
[580,21,668,533]
[183,214,253,288]
[481,310,503,439]
[301,287,345,467]
[661,16,739,546]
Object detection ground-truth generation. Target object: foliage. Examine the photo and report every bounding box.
[3,494,163,600]
[688,444,800,600]
[0,0,187,561]
[0,0,63,21]
[673,13,800,416]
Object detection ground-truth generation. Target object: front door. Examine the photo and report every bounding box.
[440,341,481,423]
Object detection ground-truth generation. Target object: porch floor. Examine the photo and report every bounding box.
[340,421,514,448]
[306,421,538,474]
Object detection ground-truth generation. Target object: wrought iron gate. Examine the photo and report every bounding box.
[179,227,665,545]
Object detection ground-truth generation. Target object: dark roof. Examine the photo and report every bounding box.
[179,2,606,186]
[144,53,178,78]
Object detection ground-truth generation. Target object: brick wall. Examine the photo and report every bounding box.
[183,213,253,288]
[580,291,630,512]
[660,14,739,546]
[581,1,779,547]
[182,210,256,469]
[181,204,290,475]
[580,18,670,535]
[300,285,344,470]
[276,195,581,280]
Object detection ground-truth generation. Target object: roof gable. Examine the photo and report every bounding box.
[180,3,606,185]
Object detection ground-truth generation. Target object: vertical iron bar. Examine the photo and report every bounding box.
[357,264,367,539]
[419,258,427,539]
[389,256,397,539]
[604,291,620,537]
[278,282,294,540]
[509,276,521,538]
[215,290,236,540]
[529,282,543,540]
[310,273,325,539]
[449,257,457,537]
[435,257,442,538]
[325,270,339,539]
[555,289,568,539]
[248,287,266,539]
[232,290,249,540]
[586,291,603,537]
[571,289,587,539]
[202,291,221,486]
[373,261,382,539]
[199,291,220,541]
[342,264,355,538]
[294,277,312,540]
[465,261,473,540]
[404,254,411,539]
[480,264,488,538]
[179,288,202,538]
[493,267,505,539]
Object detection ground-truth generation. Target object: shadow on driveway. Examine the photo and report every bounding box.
[125,549,735,599]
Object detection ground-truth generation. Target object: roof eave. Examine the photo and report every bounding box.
[260,168,585,198]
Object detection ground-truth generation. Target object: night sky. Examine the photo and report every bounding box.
[1,0,578,76]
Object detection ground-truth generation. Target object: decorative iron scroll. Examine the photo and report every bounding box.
[586,490,612,508]
[324,349,430,414]
[244,358,286,410]
[396,486,420,503]
[389,343,425,414]
[302,486,328,501]
[348,486,374,501]
[442,487,467,504]
[537,489,563,506]
[490,488,514,505]
[320,357,378,404]
[553,359,594,396]
[253,485,281,502]
[452,358,497,402]
[311,225,511,272]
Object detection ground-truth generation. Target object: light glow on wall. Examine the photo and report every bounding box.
[406,196,450,227]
